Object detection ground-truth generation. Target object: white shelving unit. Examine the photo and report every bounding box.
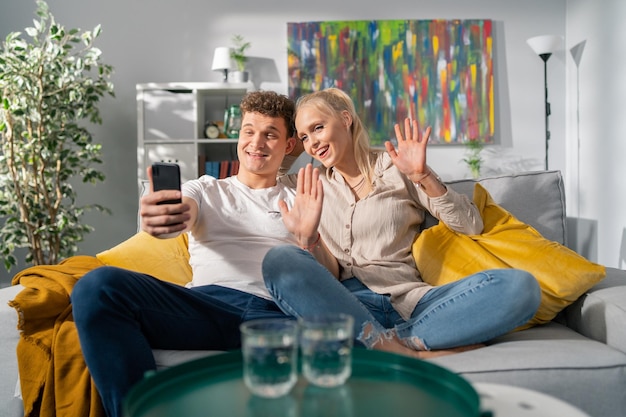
[136,82,252,191]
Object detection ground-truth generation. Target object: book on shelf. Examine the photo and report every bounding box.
[204,160,239,179]
[219,160,229,179]
[197,155,206,178]
[229,160,239,176]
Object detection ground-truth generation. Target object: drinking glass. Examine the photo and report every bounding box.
[299,314,354,387]
[240,318,298,398]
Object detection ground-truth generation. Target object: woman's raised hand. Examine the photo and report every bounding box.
[278,163,324,249]
[385,119,432,183]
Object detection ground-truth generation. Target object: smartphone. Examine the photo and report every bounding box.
[151,162,182,205]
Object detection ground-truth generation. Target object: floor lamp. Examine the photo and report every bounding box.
[527,35,563,170]
[570,40,586,217]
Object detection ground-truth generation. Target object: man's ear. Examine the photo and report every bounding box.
[285,136,297,155]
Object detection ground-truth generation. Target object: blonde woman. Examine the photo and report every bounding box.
[265,88,541,357]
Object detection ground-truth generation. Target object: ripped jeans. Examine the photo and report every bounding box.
[262,245,541,350]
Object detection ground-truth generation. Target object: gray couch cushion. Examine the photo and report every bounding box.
[153,350,221,370]
[442,170,567,245]
[566,267,626,354]
[429,322,626,417]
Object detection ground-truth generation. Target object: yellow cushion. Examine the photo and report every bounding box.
[412,183,606,329]
[96,231,193,286]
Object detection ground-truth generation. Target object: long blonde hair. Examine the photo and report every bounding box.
[295,88,375,185]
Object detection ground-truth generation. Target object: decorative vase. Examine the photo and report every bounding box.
[230,71,249,83]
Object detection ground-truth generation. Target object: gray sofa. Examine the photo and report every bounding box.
[1,170,625,417]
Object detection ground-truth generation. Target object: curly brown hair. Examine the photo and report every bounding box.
[239,91,295,138]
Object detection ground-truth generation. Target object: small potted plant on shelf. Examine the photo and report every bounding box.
[230,34,250,83]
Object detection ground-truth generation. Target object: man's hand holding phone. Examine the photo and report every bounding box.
[140,163,189,238]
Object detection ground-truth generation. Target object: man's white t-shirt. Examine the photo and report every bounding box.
[182,175,297,300]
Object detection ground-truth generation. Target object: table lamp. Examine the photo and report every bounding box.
[212,47,233,82]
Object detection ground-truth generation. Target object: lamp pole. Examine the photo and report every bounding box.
[540,52,552,171]
[527,35,562,171]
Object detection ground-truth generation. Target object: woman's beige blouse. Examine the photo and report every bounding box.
[282,152,483,320]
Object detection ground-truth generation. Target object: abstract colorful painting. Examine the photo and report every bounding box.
[287,19,494,146]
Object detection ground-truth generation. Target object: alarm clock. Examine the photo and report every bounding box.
[204,122,220,139]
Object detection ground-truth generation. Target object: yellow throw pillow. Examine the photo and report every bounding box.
[96,231,193,286]
[412,183,606,329]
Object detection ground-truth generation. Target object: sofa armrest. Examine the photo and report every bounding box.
[564,267,626,354]
[0,284,25,415]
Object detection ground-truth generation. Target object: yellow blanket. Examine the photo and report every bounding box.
[9,255,106,417]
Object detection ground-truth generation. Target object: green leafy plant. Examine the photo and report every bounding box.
[230,34,250,72]
[462,139,484,179]
[0,0,115,271]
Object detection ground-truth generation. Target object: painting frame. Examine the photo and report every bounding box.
[287,19,495,146]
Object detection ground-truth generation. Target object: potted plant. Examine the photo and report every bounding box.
[0,0,115,271]
[462,139,484,179]
[230,34,250,83]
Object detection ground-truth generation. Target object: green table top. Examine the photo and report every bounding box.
[124,349,483,417]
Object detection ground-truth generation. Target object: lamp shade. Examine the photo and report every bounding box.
[211,47,233,71]
[570,40,586,67]
[527,35,563,56]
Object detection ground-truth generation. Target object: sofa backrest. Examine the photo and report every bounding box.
[424,170,567,245]
[140,171,567,246]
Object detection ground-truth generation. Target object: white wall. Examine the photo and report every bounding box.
[565,0,626,268]
[9,0,614,286]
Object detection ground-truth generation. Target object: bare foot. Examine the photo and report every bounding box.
[420,343,486,358]
[371,332,485,359]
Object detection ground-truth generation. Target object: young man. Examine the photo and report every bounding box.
[71,91,321,417]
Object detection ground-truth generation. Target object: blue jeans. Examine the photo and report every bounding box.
[71,266,287,417]
[263,245,541,350]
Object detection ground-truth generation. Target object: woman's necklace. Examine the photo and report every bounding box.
[348,176,365,192]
